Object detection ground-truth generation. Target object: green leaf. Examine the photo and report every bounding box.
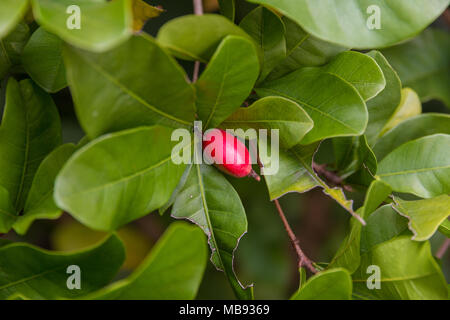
[333,135,376,179]
[13,144,76,235]
[22,27,66,93]
[373,113,450,162]
[195,36,259,129]
[380,88,422,135]
[319,51,385,101]
[171,164,253,300]
[239,6,286,82]
[84,222,207,299]
[0,234,125,299]
[361,180,391,217]
[32,0,133,52]
[248,0,449,49]
[291,268,352,300]
[438,220,450,238]
[393,195,450,241]
[0,0,28,39]
[222,96,313,149]
[353,236,448,300]
[329,180,391,273]
[360,205,409,252]
[0,22,30,79]
[257,67,367,144]
[157,14,255,62]
[54,126,186,231]
[377,134,450,198]
[0,78,62,212]
[0,185,16,233]
[63,34,195,138]
[267,16,346,81]
[260,142,365,224]
[364,51,402,146]
[381,28,450,107]
[218,0,236,21]
[328,208,364,274]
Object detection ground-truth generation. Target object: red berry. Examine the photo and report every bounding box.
[202,129,260,180]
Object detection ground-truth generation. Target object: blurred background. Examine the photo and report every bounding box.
[3,0,449,299]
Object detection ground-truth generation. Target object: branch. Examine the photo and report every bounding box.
[191,0,204,82]
[436,238,450,259]
[312,162,354,192]
[256,155,317,273]
[274,199,318,274]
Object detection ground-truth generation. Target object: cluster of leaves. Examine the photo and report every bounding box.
[0,0,449,300]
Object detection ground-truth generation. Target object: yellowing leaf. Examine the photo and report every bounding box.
[381,87,422,135]
[131,0,163,32]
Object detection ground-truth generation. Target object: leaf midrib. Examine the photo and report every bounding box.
[75,51,191,126]
[63,155,173,199]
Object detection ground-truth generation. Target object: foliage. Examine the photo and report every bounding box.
[0,0,448,300]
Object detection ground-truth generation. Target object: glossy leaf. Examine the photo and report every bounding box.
[360,205,409,252]
[218,0,235,21]
[85,222,207,299]
[353,236,448,300]
[361,180,391,217]
[32,0,133,52]
[63,34,195,138]
[222,96,313,149]
[171,164,253,300]
[22,27,67,93]
[328,208,364,274]
[0,78,62,212]
[380,88,421,135]
[333,135,376,179]
[393,196,450,241]
[0,23,30,79]
[0,235,125,299]
[377,134,450,198]
[195,36,259,129]
[54,126,186,231]
[291,268,352,300]
[257,67,367,144]
[248,0,449,49]
[381,29,450,107]
[13,144,76,235]
[373,114,450,161]
[268,16,346,80]
[157,14,254,62]
[438,220,450,238]
[0,0,28,39]
[239,7,286,81]
[0,186,16,233]
[320,51,385,101]
[364,51,402,146]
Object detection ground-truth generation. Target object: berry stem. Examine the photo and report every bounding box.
[249,169,261,181]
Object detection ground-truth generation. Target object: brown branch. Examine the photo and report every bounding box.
[191,0,204,83]
[274,199,317,274]
[312,162,354,192]
[256,154,317,273]
[436,238,450,259]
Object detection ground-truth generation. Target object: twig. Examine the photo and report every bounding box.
[191,0,204,83]
[274,199,317,274]
[312,162,354,192]
[257,155,317,273]
[436,238,450,259]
